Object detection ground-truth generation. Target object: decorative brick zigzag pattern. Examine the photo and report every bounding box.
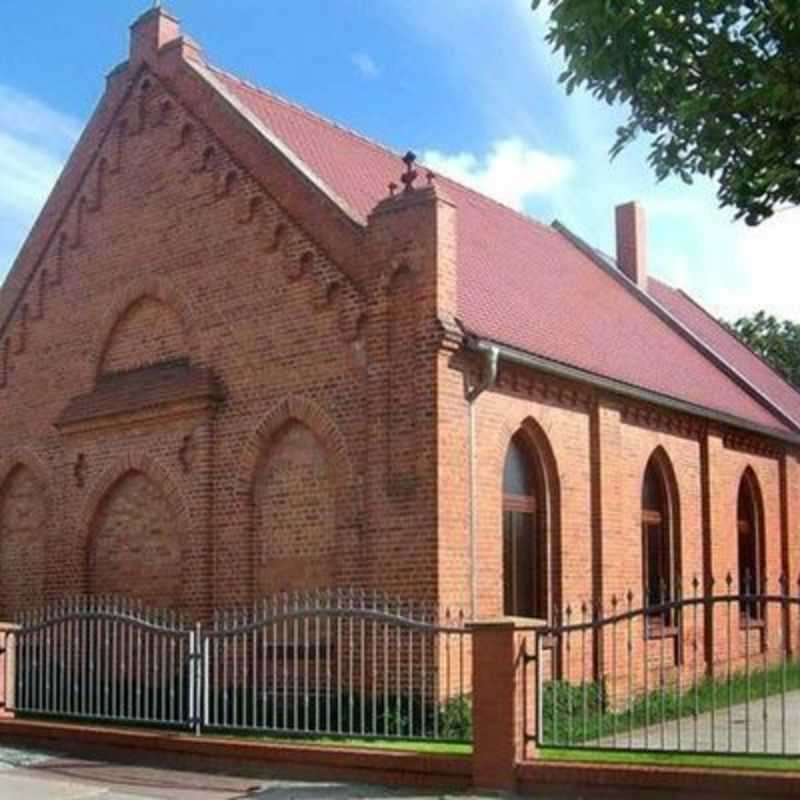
[0,68,366,391]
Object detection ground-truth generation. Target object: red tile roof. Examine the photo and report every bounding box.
[649,279,800,427]
[211,66,797,435]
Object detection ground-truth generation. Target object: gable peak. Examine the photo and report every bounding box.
[130,4,182,66]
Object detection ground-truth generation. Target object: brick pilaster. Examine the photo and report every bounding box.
[469,620,541,792]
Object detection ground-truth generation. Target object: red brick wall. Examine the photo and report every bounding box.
[0,16,797,662]
[436,346,795,681]
[706,440,781,589]
[0,37,445,620]
[438,361,793,614]
[612,417,704,602]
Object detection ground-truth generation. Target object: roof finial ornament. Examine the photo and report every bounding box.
[401,151,418,193]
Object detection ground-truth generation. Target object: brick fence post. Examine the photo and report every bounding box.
[0,623,18,719]
[469,619,542,792]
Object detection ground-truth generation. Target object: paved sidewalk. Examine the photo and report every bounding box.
[593,689,800,754]
[0,743,486,800]
[0,742,785,799]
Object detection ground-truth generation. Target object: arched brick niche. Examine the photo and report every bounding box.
[0,464,48,617]
[100,295,187,375]
[87,469,183,608]
[94,275,199,378]
[254,422,337,594]
[242,395,356,597]
[57,278,220,432]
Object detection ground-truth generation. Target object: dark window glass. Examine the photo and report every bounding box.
[642,465,664,517]
[503,437,535,496]
[737,473,762,620]
[502,433,547,618]
[641,456,675,625]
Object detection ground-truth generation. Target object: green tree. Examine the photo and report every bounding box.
[728,311,800,388]
[532,1,800,225]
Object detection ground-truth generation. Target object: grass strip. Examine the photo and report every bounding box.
[210,730,472,754]
[540,747,800,773]
[543,659,800,745]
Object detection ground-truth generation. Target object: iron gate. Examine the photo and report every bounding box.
[528,575,800,756]
[9,590,472,742]
[13,597,201,730]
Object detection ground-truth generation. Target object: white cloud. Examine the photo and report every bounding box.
[0,84,79,279]
[714,209,800,321]
[350,52,380,79]
[0,132,67,215]
[0,85,82,146]
[396,0,799,323]
[423,137,573,212]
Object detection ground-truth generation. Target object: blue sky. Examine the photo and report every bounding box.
[1,0,797,321]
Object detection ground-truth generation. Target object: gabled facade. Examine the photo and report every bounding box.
[0,8,798,646]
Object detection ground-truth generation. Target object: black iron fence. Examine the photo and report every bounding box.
[525,574,800,756]
[12,598,199,729]
[8,589,472,742]
[8,578,800,756]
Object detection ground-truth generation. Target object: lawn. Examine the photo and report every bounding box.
[541,747,800,773]
[254,734,472,755]
[542,659,800,746]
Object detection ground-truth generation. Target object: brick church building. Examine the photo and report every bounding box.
[1,7,798,628]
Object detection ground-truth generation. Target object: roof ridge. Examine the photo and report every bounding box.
[671,282,800,401]
[554,221,799,432]
[629,276,800,413]
[205,61,553,233]
[205,62,403,166]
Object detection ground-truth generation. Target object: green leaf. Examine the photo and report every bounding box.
[532,0,800,224]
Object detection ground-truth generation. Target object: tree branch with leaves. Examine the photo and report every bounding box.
[532,0,800,224]
[727,311,800,388]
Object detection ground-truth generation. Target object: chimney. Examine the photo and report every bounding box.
[130,5,182,66]
[615,201,648,290]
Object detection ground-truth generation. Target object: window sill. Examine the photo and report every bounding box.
[739,616,766,631]
[645,624,678,641]
[541,633,557,649]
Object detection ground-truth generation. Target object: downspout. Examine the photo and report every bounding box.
[466,344,498,619]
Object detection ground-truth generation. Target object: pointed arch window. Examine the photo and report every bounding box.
[737,470,764,622]
[502,432,548,618]
[642,452,679,627]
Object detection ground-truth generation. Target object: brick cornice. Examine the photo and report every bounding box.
[492,362,595,413]
[56,362,222,435]
[0,36,375,363]
[619,400,705,440]
[722,431,784,459]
